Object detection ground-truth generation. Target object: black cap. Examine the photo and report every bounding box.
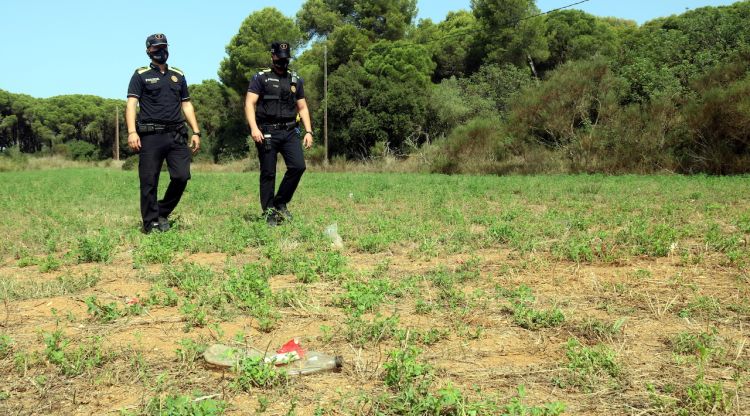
[146,33,168,48]
[271,41,291,58]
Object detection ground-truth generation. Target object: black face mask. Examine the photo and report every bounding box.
[273,58,289,71]
[148,49,169,64]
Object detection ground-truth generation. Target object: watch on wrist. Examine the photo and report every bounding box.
[305,131,313,136]
[193,131,202,137]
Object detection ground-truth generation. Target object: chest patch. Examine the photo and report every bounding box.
[145,77,159,84]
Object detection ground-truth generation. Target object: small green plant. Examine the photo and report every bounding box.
[414,298,434,314]
[502,385,566,415]
[555,338,620,392]
[670,330,717,356]
[0,334,14,359]
[135,231,188,264]
[175,339,207,368]
[336,278,398,316]
[43,330,106,376]
[678,296,722,319]
[396,328,449,346]
[293,251,348,283]
[318,325,334,344]
[512,302,565,330]
[345,314,399,347]
[648,375,733,415]
[233,356,288,391]
[76,231,116,263]
[274,287,307,308]
[384,345,432,392]
[84,296,121,322]
[145,392,226,416]
[145,283,179,307]
[85,295,135,323]
[180,302,208,330]
[495,284,535,303]
[1,271,100,301]
[680,378,732,414]
[38,254,61,273]
[575,318,626,342]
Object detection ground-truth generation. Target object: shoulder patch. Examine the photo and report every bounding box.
[136,66,150,75]
[170,66,185,76]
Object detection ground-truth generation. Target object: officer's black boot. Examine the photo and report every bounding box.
[275,203,293,222]
[264,209,279,227]
[157,216,171,232]
[143,221,160,234]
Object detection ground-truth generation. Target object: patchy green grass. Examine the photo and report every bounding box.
[0,169,748,415]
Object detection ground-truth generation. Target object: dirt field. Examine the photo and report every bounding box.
[1,169,748,415]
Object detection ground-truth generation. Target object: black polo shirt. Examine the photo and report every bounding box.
[247,70,305,99]
[127,63,190,124]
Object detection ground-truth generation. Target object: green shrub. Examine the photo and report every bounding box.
[67,140,99,161]
[121,154,139,170]
[304,144,327,165]
[428,117,517,175]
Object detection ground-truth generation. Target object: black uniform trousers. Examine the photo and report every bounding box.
[138,132,191,230]
[256,126,306,213]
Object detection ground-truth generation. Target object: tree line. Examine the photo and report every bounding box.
[2,0,749,174]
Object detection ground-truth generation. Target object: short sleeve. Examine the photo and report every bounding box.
[295,77,305,100]
[127,72,143,98]
[248,74,264,94]
[180,76,190,101]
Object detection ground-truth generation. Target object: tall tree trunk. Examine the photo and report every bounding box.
[527,52,539,80]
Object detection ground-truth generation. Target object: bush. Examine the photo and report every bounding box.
[122,155,138,171]
[304,144,327,166]
[67,140,99,161]
[681,74,750,174]
[428,118,519,175]
[0,147,29,172]
[52,143,70,157]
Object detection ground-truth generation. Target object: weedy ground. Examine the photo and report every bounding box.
[0,168,748,415]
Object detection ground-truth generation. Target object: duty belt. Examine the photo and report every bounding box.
[260,120,298,131]
[136,122,185,135]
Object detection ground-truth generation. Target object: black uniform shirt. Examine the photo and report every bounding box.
[248,70,305,122]
[127,63,190,124]
[248,70,305,100]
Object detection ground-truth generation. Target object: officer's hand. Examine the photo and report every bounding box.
[128,132,141,152]
[251,128,264,144]
[303,132,313,149]
[191,134,201,154]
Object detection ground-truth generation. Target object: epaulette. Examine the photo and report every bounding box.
[136,66,150,74]
[258,68,272,75]
[170,66,185,76]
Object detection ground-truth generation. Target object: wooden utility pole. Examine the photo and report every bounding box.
[114,106,120,160]
[324,43,329,165]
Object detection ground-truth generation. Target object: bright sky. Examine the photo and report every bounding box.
[0,0,739,99]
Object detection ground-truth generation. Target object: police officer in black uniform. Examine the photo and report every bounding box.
[245,41,313,226]
[126,33,201,233]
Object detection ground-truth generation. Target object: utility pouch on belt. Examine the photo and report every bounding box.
[174,124,188,145]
